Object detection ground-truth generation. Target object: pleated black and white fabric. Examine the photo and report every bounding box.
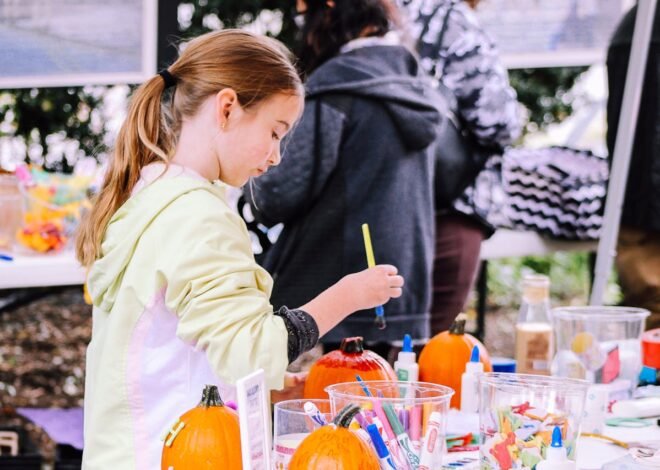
[502,146,609,240]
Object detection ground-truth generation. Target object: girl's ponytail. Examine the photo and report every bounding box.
[76,75,173,267]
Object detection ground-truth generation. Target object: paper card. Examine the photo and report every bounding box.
[236,369,272,470]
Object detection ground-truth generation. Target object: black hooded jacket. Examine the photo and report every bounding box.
[608,5,660,232]
[247,44,445,342]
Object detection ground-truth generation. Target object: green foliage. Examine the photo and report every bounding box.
[180,0,295,45]
[509,67,588,135]
[0,87,107,171]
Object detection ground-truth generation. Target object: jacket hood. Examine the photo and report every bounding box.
[305,45,443,150]
[87,177,224,312]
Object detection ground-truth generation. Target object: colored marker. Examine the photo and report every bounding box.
[361,223,387,329]
[304,401,328,427]
[355,375,373,397]
[418,411,443,470]
[0,254,13,261]
[410,405,422,453]
[367,423,397,470]
[383,402,420,469]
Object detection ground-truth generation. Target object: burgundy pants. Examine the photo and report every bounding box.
[430,213,486,335]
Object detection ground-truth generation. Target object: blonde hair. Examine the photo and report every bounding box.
[76,30,303,267]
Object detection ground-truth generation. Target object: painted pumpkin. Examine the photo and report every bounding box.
[289,404,380,470]
[419,313,492,409]
[303,336,397,399]
[161,384,242,469]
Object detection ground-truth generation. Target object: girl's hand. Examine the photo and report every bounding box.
[300,264,404,337]
[341,264,404,311]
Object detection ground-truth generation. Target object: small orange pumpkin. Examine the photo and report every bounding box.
[289,404,380,470]
[419,313,492,409]
[161,384,242,469]
[303,337,397,399]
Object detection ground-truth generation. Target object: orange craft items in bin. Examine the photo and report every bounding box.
[161,385,242,470]
[419,313,492,409]
[14,165,92,253]
[303,337,396,399]
[289,404,380,470]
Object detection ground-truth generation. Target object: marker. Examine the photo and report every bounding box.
[410,405,422,453]
[418,411,443,470]
[355,375,373,397]
[383,402,420,468]
[304,401,328,427]
[367,423,397,470]
[0,254,13,261]
[372,401,405,467]
[361,223,387,329]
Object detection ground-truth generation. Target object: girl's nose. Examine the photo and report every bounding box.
[269,145,282,166]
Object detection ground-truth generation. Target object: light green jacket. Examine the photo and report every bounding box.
[82,175,288,469]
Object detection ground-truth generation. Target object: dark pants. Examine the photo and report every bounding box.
[430,212,486,335]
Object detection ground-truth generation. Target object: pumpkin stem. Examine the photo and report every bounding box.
[449,313,467,335]
[199,385,224,408]
[333,403,362,428]
[340,337,364,354]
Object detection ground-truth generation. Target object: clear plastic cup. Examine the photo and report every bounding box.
[326,380,454,468]
[552,307,649,391]
[0,175,23,251]
[272,399,332,470]
[478,373,588,469]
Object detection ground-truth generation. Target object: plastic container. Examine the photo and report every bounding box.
[552,307,649,390]
[478,373,588,470]
[272,399,332,470]
[0,175,23,251]
[325,380,454,468]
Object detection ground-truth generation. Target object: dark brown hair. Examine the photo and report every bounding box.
[297,0,401,74]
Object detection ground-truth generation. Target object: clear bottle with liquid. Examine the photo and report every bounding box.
[515,274,553,375]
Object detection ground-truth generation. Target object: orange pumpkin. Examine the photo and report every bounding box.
[161,384,242,469]
[303,337,397,399]
[419,313,492,409]
[289,404,380,470]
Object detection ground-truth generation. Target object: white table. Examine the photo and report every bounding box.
[480,229,598,260]
[0,249,85,289]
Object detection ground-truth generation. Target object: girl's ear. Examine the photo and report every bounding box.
[215,88,238,129]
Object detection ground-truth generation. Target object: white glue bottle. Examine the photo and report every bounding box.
[394,334,419,382]
[460,345,483,413]
[536,426,576,470]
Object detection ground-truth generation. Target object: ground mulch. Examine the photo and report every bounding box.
[0,287,91,464]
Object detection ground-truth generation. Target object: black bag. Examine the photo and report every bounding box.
[418,0,492,208]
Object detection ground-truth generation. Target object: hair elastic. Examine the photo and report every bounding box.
[158,69,177,89]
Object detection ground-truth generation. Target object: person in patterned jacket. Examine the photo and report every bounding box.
[398,0,522,333]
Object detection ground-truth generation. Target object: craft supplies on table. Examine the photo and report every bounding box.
[552,307,649,390]
[478,373,589,469]
[325,380,454,469]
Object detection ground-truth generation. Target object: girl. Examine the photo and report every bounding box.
[76,29,403,469]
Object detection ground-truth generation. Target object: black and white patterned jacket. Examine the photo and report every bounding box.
[399,0,522,230]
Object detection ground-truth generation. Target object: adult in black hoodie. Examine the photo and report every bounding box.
[247,0,443,347]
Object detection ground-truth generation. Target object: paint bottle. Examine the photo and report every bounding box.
[536,426,576,470]
[394,334,419,382]
[460,345,483,413]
